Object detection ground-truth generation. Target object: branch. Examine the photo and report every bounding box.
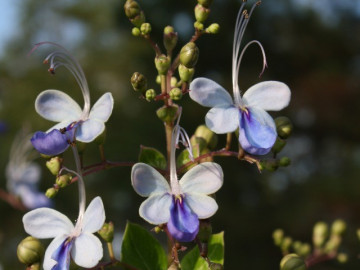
[0,188,26,211]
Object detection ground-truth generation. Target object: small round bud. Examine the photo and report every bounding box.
[145,89,156,101]
[259,159,279,172]
[124,0,141,19]
[45,187,58,198]
[156,75,161,84]
[180,42,199,68]
[163,26,178,52]
[197,219,212,243]
[46,157,63,176]
[17,236,44,265]
[131,72,148,93]
[298,243,311,257]
[313,221,328,248]
[130,11,146,28]
[194,125,218,149]
[281,237,292,253]
[98,222,114,243]
[272,137,286,154]
[178,64,195,82]
[331,219,346,236]
[154,226,162,233]
[337,253,348,264]
[324,236,341,253]
[279,157,291,167]
[140,23,151,35]
[56,174,72,188]
[169,88,182,100]
[155,54,171,75]
[197,0,213,8]
[275,117,293,139]
[280,254,306,270]
[272,229,284,246]
[206,23,220,34]
[170,77,178,87]
[194,4,211,23]
[194,21,204,31]
[156,105,179,124]
[132,27,141,36]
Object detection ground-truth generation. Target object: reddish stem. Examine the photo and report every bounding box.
[0,188,26,211]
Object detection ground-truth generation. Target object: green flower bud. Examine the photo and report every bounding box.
[194,125,218,149]
[209,262,224,270]
[281,237,292,253]
[197,219,212,243]
[259,159,279,172]
[94,129,106,145]
[331,219,346,236]
[132,27,141,36]
[130,11,145,28]
[194,4,211,23]
[155,54,170,75]
[178,64,195,82]
[124,0,141,19]
[313,221,328,248]
[272,137,286,154]
[156,105,179,124]
[145,89,156,101]
[17,236,44,265]
[163,26,178,52]
[46,157,63,176]
[272,229,284,246]
[194,21,204,31]
[180,42,199,68]
[357,228,360,240]
[324,236,341,253]
[170,77,178,87]
[154,226,162,233]
[140,22,151,35]
[280,254,306,270]
[197,0,213,8]
[56,174,72,188]
[156,75,161,84]
[298,243,311,257]
[45,187,58,198]
[98,222,114,243]
[169,88,182,100]
[337,253,348,264]
[206,23,220,34]
[279,157,291,167]
[275,116,293,139]
[131,72,148,92]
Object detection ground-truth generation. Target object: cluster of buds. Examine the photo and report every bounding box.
[124,0,148,36]
[194,0,219,34]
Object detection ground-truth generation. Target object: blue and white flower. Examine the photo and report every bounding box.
[189,3,291,155]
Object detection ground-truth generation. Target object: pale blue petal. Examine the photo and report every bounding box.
[205,105,239,133]
[43,235,68,270]
[242,81,291,111]
[184,193,218,219]
[89,92,114,122]
[131,163,171,197]
[180,162,223,194]
[72,232,103,268]
[189,77,234,107]
[75,118,104,142]
[16,184,52,209]
[139,193,172,224]
[46,120,74,134]
[35,90,82,122]
[82,197,105,233]
[239,107,277,155]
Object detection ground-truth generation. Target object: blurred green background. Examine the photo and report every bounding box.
[1,0,360,269]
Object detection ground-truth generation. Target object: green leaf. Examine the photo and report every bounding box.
[181,232,225,269]
[139,146,167,170]
[120,222,168,270]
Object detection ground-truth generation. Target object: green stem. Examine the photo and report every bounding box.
[107,242,115,261]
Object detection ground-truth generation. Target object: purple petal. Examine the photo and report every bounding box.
[167,196,199,242]
[51,237,74,270]
[239,107,277,155]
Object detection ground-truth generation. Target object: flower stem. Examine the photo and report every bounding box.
[71,145,86,224]
[107,242,115,261]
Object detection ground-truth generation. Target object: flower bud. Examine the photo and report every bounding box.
[337,253,348,264]
[197,219,212,243]
[194,4,211,23]
[154,226,162,233]
[145,89,156,101]
[194,21,204,31]
[324,236,341,253]
[170,77,178,87]
[45,187,58,198]
[206,23,220,34]
[132,27,141,36]
[280,254,306,270]
[209,262,223,270]
[46,157,63,176]
[98,222,114,243]
[197,0,213,8]
[155,54,170,75]
[169,88,182,100]
[29,263,41,270]
[298,243,311,257]
[17,236,44,265]
[281,237,292,253]
[180,42,199,68]
[259,159,278,172]
[331,219,346,236]
[279,157,291,167]
[313,221,328,248]
[357,228,360,240]
[131,72,147,93]
[271,137,286,154]
[140,23,151,35]
[194,125,218,149]
[163,26,178,52]
[272,229,284,246]
[56,174,72,188]
[130,12,146,28]
[178,64,195,82]
[124,0,141,19]
[156,105,179,124]
[156,75,161,84]
[275,116,293,139]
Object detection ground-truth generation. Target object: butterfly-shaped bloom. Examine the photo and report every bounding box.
[190,3,290,155]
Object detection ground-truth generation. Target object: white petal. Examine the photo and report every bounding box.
[242,81,291,111]
[180,162,223,194]
[75,118,105,142]
[184,193,218,219]
[46,119,75,134]
[82,197,105,233]
[43,235,68,270]
[89,92,114,122]
[139,193,172,224]
[35,90,82,122]
[189,77,234,107]
[23,208,74,238]
[205,105,239,133]
[131,163,170,197]
[72,232,103,268]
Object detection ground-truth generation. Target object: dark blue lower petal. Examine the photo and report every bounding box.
[31,129,69,156]
[167,196,199,242]
[51,237,74,270]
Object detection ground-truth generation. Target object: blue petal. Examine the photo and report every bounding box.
[15,183,53,209]
[167,196,199,242]
[239,107,277,155]
[51,237,74,270]
[31,129,69,156]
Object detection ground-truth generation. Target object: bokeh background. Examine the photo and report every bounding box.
[1,0,360,269]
